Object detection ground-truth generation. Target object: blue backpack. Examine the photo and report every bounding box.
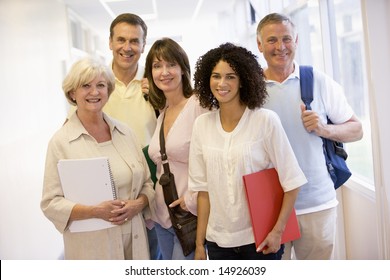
[299,66,352,189]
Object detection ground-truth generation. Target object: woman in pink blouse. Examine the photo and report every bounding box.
[144,38,208,259]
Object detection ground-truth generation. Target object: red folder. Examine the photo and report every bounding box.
[243,168,300,247]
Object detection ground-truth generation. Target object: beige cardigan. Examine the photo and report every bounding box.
[41,112,155,259]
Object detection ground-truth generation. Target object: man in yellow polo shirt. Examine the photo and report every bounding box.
[104,13,157,147]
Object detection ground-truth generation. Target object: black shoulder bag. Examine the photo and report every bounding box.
[159,117,197,256]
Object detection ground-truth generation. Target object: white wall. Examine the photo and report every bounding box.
[342,184,378,259]
[0,0,70,259]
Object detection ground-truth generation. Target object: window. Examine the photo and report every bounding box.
[67,9,110,64]
[331,0,373,184]
[70,17,83,50]
[290,2,323,70]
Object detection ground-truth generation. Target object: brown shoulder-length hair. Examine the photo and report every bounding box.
[193,42,267,110]
[144,37,193,110]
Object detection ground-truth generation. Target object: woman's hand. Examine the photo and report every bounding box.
[194,244,207,260]
[141,78,149,99]
[92,200,124,222]
[256,228,282,254]
[109,195,148,225]
[169,196,189,211]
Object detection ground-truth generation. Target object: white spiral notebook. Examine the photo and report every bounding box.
[57,157,117,233]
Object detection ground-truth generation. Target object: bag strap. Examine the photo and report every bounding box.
[299,65,335,125]
[159,113,171,174]
[299,65,348,161]
[299,65,314,110]
[299,65,333,125]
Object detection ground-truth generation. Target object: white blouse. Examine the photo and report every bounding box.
[188,107,307,248]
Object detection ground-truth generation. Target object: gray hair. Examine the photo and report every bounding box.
[256,13,296,43]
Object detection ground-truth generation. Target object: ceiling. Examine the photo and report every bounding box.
[62,0,238,40]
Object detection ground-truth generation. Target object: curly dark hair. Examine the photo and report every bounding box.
[193,42,267,110]
[144,37,193,110]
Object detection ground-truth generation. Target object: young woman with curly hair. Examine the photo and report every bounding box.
[188,43,307,260]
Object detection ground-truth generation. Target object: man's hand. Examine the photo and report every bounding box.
[141,78,149,99]
[300,104,326,135]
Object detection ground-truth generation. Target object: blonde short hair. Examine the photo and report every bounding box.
[62,57,115,105]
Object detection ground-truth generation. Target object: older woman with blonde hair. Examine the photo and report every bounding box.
[41,56,155,259]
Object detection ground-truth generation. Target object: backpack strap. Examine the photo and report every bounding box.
[299,65,314,110]
[299,65,349,185]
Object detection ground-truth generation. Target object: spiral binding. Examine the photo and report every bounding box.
[106,159,117,200]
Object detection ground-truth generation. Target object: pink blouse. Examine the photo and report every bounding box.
[148,95,209,228]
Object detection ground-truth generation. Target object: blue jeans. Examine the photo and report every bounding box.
[206,241,284,260]
[154,223,195,260]
[147,227,162,260]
